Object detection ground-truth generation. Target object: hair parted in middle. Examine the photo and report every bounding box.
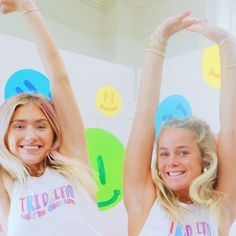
[0,93,96,195]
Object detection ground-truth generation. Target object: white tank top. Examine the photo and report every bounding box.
[139,201,218,236]
[229,220,236,236]
[8,168,102,236]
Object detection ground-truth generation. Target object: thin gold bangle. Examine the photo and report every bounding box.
[221,64,236,69]
[21,8,38,15]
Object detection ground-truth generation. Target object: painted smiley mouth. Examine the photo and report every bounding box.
[208,68,221,79]
[100,104,118,112]
[97,189,120,208]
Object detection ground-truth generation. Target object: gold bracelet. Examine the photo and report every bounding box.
[146,47,165,57]
[219,36,236,48]
[221,64,236,69]
[146,41,166,57]
[21,8,38,15]
[146,31,167,56]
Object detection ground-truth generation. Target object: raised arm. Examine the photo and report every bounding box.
[188,20,236,196]
[188,20,236,235]
[123,10,198,235]
[0,0,88,164]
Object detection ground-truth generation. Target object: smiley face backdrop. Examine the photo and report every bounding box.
[0,33,221,235]
[156,48,220,134]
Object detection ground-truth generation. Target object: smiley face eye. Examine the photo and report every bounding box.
[97,154,106,185]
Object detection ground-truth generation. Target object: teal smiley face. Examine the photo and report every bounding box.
[86,128,125,211]
[155,95,192,136]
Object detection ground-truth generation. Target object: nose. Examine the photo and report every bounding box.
[24,127,37,141]
[167,153,179,166]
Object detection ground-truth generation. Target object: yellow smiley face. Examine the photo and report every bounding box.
[202,44,221,89]
[96,86,122,117]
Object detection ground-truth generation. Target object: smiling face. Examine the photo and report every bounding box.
[86,128,124,210]
[157,127,202,199]
[6,103,54,174]
[96,86,122,117]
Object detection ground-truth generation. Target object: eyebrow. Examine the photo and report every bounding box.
[10,119,49,123]
[158,145,192,150]
[176,145,191,149]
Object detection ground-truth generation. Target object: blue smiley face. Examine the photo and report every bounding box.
[155,95,192,136]
[4,69,51,100]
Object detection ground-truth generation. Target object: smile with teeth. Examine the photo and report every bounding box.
[20,145,41,151]
[167,171,185,177]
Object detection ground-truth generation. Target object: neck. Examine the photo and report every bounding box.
[174,191,193,204]
[177,196,193,204]
[27,162,46,177]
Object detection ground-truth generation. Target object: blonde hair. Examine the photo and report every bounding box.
[152,116,219,221]
[0,94,96,195]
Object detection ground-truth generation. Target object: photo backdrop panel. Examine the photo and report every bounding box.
[161,47,220,133]
[136,45,221,169]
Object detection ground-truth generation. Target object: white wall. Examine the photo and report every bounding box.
[1,0,235,68]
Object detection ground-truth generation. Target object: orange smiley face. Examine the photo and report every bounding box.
[96,86,122,117]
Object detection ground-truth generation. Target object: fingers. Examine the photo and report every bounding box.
[1,0,11,4]
[0,0,17,13]
[182,17,200,28]
[169,10,198,31]
[175,10,192,22]
[186,18,208,33]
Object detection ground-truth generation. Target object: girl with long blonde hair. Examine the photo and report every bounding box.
[0,0,101,235]
[124,10,236,236]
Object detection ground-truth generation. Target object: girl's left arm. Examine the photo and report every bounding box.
[188,20,236,195]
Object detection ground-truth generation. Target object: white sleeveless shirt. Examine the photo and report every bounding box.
[229,220,236,236]
[139,201,218,236]
[8,168,102,236]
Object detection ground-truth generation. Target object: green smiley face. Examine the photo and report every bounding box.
[86,128,125,211]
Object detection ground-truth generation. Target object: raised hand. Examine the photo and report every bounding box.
[0,0,20,14]
[152,10,198,42]
[187,18,231,44]
[0,0,33,14]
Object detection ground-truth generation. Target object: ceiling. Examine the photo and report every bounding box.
[79,0,156,8]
